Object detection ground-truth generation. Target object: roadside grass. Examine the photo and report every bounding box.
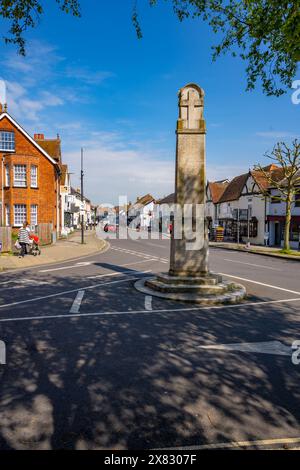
[278,248,300,257]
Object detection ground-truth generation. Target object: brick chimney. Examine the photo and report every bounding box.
[34,133,45,140]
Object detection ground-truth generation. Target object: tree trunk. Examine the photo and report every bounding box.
[283,195,292,251]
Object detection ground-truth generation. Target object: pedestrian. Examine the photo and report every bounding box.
[25,221,31,253]
[18,222,30,258]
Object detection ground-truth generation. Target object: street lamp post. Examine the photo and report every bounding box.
[80,148,84,244]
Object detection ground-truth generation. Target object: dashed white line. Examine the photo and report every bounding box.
[69,290,85,314]
[145,295,153,311]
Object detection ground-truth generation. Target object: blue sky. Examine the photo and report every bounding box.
[0,0,299,204]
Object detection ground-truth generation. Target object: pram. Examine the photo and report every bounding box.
[28,234,41,256]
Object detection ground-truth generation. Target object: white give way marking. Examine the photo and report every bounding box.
[39,262,94,273]
[199,340,292,356]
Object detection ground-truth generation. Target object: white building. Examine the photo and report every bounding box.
[129,194,155,229]
[59,164,72,236]
[67,188,92,229]
[209,165,284,245]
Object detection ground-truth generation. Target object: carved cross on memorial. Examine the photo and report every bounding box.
[179,87,203,130]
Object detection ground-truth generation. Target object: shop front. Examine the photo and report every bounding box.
[268,215,300,249]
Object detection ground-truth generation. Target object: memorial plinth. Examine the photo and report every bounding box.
[135,83,246,304]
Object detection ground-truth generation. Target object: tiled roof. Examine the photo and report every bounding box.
[218,173,249,203]
[207,181,229,203]
[157,193,175,204]
[35,137,61,163]
[135,194,155,206]
[250,164,283,191]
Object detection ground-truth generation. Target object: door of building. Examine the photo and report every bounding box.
[274,222,281,246]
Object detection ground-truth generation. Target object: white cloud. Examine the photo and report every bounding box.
[256,131,296,139]
[6,84,65,121]
[63,132,174,204]
[65,67,115,85]
[207,164,247,182]
[4,41,63,82]
[2,40,115,124]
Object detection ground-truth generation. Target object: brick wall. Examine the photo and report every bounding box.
[0,115,59,232]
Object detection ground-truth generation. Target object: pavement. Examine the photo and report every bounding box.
[0,230,300,450]
[210,241,300,261]
[0,230,107,271]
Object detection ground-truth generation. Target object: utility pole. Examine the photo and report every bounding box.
[247,205,250,246]
[80,148,84,244]
[237,208,240,245]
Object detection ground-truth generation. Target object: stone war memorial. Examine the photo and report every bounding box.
[135,83,246,304]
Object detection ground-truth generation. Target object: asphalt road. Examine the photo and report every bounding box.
[0,231,300,450]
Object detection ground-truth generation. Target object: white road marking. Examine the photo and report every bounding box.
[0,296,299,323]
[0,279,49,286]
[223,258,280,271]
[0,279,50,291]
[0,279,18,286]
[120,259,157,267]
[87,266,154,279]
[145,295,153,311]
[69,290,85,314]
[39,261,93,273]
[110,246,168,264]
[0,272,151,310]
[199,340,291,356]
[87,272,128,280]
[111,246,163,259]
[219,272,300,296]
[160,436,300,450]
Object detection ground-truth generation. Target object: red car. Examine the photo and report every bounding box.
[104,223,118,233]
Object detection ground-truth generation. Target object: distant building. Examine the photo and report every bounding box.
[129,194,156,229]
[67,187,92,228]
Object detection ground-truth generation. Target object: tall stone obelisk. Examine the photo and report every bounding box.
[169,83,208,277]
[135,83,246,304]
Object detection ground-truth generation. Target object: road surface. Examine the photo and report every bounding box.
[0,233,299,450]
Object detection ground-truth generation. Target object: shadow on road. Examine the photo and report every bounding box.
[0,268,299,449]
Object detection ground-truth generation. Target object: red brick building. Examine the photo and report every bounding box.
[0,106,61,234]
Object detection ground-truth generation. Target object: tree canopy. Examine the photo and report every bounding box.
[0,1,299,96]
[0,0,80,55]
[136,0,300,96]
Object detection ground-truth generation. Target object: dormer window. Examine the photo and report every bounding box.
[0,131,15,151]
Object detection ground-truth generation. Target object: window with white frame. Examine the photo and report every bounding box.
[0,131,15,151]
[30,204,38,226]
[13,165,27,187]
[14,204,27,226]
[5,164,10,186]
[30,165,38,188]
[5,205,10,226]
